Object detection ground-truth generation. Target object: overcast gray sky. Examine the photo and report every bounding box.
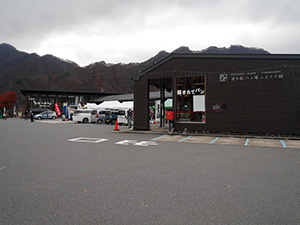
[1,0,300,66]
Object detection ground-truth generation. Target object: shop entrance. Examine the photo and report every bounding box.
[176,76,206,123]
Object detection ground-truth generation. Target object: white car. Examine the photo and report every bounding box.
[73,109,93,123]
[117,109,130,125]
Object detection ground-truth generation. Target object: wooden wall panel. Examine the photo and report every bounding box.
[136,55,300,134]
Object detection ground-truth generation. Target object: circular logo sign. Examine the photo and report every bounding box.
[219,74,228,82]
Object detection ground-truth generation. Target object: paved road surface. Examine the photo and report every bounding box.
[1,119,300,224]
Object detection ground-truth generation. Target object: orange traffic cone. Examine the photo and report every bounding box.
[114,121,119,131]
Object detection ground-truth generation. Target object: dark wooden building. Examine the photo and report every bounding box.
[20,89,121,112]
[133,54,300,134]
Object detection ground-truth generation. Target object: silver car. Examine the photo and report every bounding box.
[34,111,57,120]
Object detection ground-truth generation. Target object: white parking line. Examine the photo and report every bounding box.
[134,141,158,147]
[68,137,108,143]
[0,166,5,171]
[115,140,158,147]
[115,140,138,145]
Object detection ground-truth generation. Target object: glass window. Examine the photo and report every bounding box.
[112,111,118,116]
[176,76,206,123]
[118,110,125,116]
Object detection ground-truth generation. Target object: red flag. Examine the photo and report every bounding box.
[55,103,61,116]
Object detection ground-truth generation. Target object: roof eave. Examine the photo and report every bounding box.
[134,53,300,80]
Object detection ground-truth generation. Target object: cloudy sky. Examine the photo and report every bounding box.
[1,0,300,66]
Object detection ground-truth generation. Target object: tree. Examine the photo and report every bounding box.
[0,91,17,110]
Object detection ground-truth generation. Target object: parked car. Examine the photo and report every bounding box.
[91,109,110,124]
[117,109,132,125]
[105,110,118,124]
[73,109,93,123]
[34,111,57,120]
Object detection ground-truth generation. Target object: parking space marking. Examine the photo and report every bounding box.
[245,139,250,146]
[178,136,192,143]
[66,135,300,149]
[209,137,219,144]
[280,140,287,148]
[0,166,5,172]
[184,136,217,144]
[282,140,300,149]
[154,135,187,142]
[68,137,108,143]
[247,139,282,148]
[151,135,167,141]
[115,140,137,145]
[152,135,300,149]
[116,140,158,147]
[216,137,247,146]
[134,141,159,147]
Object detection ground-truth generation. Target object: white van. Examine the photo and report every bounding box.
[91,109,110,124]
[117,109,127,125]
[73,109,93,123]
[117,109,133,125]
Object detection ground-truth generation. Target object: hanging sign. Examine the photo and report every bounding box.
[33,101,52,108]
[55,103,61,116]
[177,88,205,96]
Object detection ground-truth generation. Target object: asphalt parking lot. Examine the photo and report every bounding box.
[37,119,300,149]
[1,118,300,225]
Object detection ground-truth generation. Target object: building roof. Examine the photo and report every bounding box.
[91,91,172,103]
[91,93,134,102]
[20,89,122,97]
[134,53,300,81]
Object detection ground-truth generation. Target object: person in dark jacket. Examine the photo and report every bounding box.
[24,111,28,120]
[30,111,34,122]
[127,109,132,128]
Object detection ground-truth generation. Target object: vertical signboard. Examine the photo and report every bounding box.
[55,103,61,116]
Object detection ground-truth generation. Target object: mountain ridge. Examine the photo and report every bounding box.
[0,43,270,107]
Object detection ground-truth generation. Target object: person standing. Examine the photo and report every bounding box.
[30,111,34,122]
[127,109,132,129]
[3,107,7,120]
[24,111,28,120]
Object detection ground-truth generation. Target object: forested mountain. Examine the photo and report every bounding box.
[0,43,269,103]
